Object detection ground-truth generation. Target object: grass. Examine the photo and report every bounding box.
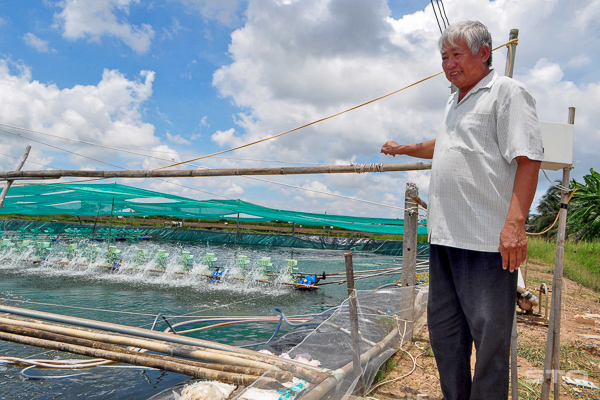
[516,337,600,399]
[528,236,600,292]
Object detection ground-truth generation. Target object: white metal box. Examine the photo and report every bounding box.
[539,121,574,171]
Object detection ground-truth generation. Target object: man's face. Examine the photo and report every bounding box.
[441,39,489,95]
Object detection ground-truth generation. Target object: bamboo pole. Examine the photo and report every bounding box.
[0,322,291,380]
[0,145,30,210]
[505,28,520,400]
[0,304,324,381]
[344,252,362,389]
[0,315,277,373]
[541,107,576,400]
[0,162,432,181]
[0,328,280,387]
[400,183,418,341]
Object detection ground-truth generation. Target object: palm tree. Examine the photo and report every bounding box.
[569,168,600,240]
[530,181,563,237]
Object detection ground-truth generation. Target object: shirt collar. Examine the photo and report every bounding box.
[449,68,497,106]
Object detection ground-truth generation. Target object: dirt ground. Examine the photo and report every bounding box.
[365,263,600,399]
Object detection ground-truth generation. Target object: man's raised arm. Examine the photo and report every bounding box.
[380,139,436,159]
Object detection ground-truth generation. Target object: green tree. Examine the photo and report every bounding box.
[569,168,600,240]
[530,180,563,237]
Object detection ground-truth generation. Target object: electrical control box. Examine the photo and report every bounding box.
[539,121,574,171]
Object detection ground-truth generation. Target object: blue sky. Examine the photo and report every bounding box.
[0,0,598,220]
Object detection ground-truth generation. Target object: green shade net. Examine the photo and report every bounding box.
[1,183,427,235]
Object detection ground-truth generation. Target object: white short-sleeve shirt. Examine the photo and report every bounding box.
[428,70,544,252]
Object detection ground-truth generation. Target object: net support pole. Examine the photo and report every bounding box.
[400,183,418,341]
[235,213,240,245]
[504,28,520,400]
[540,107,576,400]
[0,145,31,211]
[107,197,115,252]
[344,252,363,391]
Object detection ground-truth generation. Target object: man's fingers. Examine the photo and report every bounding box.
[500,243,527,272]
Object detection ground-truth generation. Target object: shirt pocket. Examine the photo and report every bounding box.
[448,112,493,155]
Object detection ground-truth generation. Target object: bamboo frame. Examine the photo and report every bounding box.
[540,107,576,400]
[0,162,432,181]
[0,315,279,374]
[0,327,279,387]
[0,305,324,382]
[0,146,30,207]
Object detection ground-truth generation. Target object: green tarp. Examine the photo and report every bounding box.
[1,183,427,235]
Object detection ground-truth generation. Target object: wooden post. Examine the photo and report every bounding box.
[541,107,576,400]
[504,28,520,400]
[107,197,115,252]
[344,252,362,390]
[511,312,519,400]
[0,146,31,211]
[504,29,519,79]
[400,183,418,341]
[235,212,240,245]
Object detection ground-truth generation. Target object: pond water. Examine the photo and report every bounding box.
[0,239,420,399]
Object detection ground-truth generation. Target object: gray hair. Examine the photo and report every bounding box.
[438,21,492,66]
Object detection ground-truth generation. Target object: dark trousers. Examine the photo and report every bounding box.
[427,244,517,400]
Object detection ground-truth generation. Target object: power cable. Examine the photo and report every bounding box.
[0,128,124,170]
[0,125,407,209]
[435,1,447,29]
[0,152,56,170]
[1,126,403,208]
[0,123,326,167]
[439,0,451,27]
[430,0,443,34]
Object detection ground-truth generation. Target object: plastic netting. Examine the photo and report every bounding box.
[241,285,428,399]
[1,183,428,235]
[0,220,431,256]
[148,285,428,400]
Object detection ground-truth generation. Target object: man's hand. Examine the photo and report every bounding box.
[498,156,541,273]
[380,139,436,159]
[498,221,528,272]
[381,141,401,156]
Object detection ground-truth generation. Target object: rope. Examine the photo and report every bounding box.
[237,174,409,211]
[151,39,518,172]
[527,188,577,236]
[542,169,576,192]
[352,163,384,174]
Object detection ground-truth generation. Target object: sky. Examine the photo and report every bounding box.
[0,0,598,221]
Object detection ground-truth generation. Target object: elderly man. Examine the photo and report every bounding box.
[381,21,543,399]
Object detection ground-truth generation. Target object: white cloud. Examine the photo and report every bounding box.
[223,181,244,196]
[208,0,600,215]
[300,180,341,200]
[54,0,155,53]
[177,0,245,26]
[166,131,191,145]
[141,145,181,170]
[211,128,242,147]
[0,59,159,171]
[23,33,56,53]
[567,55,591,68]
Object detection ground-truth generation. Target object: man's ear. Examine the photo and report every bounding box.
[480,45,491,64]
